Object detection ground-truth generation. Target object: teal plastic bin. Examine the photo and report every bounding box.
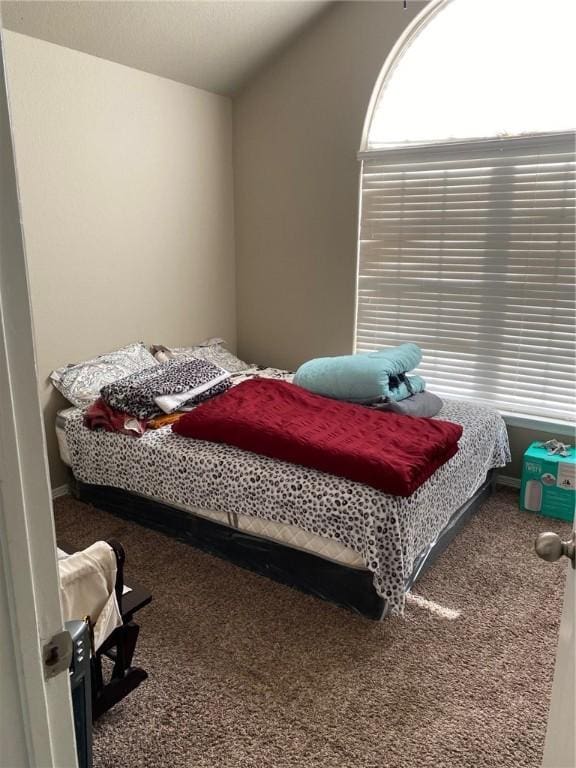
[520,442,575,523]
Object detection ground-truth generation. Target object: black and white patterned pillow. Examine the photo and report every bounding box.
[152,338,251,373]
[100,358,230,419]
[50,342,158,408]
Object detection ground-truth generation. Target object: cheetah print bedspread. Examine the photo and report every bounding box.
[64,368,510,614]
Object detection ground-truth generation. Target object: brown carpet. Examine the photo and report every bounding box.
[54,489,570,768]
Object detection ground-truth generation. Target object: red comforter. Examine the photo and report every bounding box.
[173,379,463,496]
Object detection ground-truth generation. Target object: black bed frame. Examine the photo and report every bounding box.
[72,470,496,620]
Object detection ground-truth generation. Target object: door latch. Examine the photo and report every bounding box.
[43,630,73,679]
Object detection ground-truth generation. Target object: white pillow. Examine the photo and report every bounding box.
[50,342,158,407]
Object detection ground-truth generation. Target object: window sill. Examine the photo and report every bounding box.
[501,412,575,437]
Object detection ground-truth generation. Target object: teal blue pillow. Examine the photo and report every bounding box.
[293,343,423,403]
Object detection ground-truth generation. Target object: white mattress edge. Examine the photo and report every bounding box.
[55,418,368,570]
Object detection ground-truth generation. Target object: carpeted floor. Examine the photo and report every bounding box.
[54,489,570,768]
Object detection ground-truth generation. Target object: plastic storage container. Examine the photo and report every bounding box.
[520,442,575,522]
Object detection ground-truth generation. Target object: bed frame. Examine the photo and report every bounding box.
[71,470,496,620]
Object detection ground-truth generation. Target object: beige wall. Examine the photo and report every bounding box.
[3,31,236,489]
[3,10,565,489]
[233,0,562,478]
[234,1,425,371]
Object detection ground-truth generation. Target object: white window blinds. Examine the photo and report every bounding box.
[356,132,576,423]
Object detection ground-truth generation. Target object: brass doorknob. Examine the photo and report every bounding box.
[535,531,575,568]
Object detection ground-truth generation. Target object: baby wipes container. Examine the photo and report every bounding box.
[520,442,576,522]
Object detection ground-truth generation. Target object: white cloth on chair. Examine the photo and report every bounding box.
[58,541,122,650]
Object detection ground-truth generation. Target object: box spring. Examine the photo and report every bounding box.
[72,470,495,620]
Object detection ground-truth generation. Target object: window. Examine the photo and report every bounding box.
[356,0,576,424]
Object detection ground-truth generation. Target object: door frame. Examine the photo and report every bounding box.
[542,529,575,768]
[0,16,78,768]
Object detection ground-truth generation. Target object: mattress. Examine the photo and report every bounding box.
[56,407,366,570]
[57,368,511,614]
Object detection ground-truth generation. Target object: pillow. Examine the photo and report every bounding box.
[50,342,158,407]
[293,343,423,403]
[151,338,250,374]
[371,391,443,417]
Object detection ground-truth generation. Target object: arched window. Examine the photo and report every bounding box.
[356,0,575,424]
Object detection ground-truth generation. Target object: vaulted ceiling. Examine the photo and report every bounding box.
[1,1,331,95]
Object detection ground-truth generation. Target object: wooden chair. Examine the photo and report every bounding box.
[59,539,151,720]
[90,539,150,720]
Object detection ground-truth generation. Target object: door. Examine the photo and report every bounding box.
[536,526,575,768]
[0,15,78,768]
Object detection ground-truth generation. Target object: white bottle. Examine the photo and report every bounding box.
[524,479,542,512]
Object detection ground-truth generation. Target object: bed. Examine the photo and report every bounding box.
[56,367,510,619]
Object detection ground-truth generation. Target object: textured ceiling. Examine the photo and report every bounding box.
[1,1,330,95]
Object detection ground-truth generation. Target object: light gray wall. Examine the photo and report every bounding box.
[233,0,561,478]
[3,31,236,489]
